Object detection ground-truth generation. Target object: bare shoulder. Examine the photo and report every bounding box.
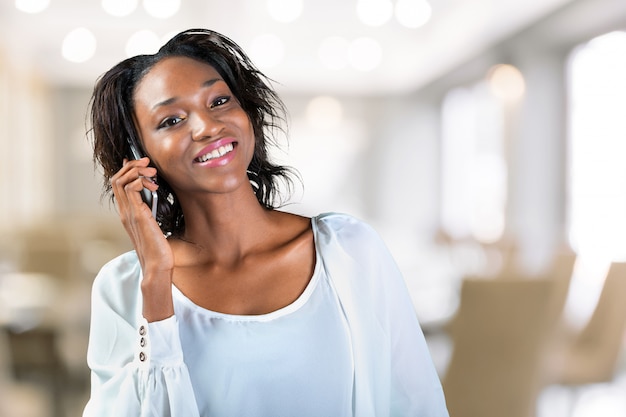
[266,210,315,275]
[269,210,313,245]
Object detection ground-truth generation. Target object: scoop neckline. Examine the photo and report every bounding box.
[171,217,322,322]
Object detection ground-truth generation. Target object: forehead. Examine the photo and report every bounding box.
[134,56,223,105]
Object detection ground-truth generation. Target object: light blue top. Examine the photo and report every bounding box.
[83,213,449,417]
[171,252,353,416]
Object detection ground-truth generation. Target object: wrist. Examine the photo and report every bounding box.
[141,270,174,322]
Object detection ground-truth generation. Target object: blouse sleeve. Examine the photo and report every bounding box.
[82,252,200,417]
[373,232,449,416]
[316,213,449,417]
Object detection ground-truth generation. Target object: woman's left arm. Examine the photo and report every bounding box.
[374,237,449,417]
[386,271,449,415]
[316,213,449,416]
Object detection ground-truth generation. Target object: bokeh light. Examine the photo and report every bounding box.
[61,27,97,63]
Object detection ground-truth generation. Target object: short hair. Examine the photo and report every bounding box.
[89,28,296,236]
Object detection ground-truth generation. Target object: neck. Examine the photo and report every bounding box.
[174,185,275,262]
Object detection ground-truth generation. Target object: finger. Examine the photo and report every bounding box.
[121,174,156,218]
[124,156,149,166]
[112,160,157,230]
[120,176,159,249]
[120,156,149,175]
[111,158,168,263]
[140,175,159,192]
[112,159,157,200]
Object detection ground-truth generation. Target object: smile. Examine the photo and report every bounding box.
[194,142,234,163]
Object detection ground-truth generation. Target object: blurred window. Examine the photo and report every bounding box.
[440,81,507,243]
[565,30,626,326]
[567,31,626,260]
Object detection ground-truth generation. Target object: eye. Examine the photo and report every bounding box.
[211,96,230,108]
[158,116,184,129]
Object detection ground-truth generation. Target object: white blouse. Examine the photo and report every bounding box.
[83,213,449,417]
[171,254,353,416]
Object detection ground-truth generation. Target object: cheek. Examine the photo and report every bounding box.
[246,129,257,164]
[143,136,179,174]
[155,137,177,156]
[232,112,256,161]
[244,119,256,149]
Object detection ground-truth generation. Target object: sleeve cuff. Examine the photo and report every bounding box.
[135,315,184,369]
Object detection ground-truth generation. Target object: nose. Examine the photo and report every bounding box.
[190,111,224,142]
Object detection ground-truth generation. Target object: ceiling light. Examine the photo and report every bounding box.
[102,0,138,17]
[306,96,344,130]
[349,37,382,72]
[15,0,50,13]
[318,36,350,70]
[488,64,526,101]
[125,30,161,57]
[395,0,432,29]
[142,0,180,19]
[62,28,97,63]
[356,0,393,27]
[267,0,302,23]
[249,34,285,69]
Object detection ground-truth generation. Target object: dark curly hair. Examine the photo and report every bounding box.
[89,28,296,237]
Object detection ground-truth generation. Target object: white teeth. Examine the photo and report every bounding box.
[197,143,234,162]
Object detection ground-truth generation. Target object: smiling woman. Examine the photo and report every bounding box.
[90,29,294,236]
[131,57,257,205]
[83,28,449,417]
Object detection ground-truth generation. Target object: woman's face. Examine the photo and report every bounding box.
[132,56,255,200]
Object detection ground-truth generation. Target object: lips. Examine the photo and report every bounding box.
[193,139,236,164]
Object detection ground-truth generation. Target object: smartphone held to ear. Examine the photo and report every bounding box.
[127,138,159,218]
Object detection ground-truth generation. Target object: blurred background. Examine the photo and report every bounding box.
[0,0,625,416]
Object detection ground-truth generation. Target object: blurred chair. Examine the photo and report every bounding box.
[0,329,52,417]
[443,277,560,417]
[6,326,67,417]
[0,217,129,417]
[14,224,75,284]
[544,261,626,387]
[539,249,576,325]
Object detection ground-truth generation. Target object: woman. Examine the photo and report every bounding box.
[83,28,448,417]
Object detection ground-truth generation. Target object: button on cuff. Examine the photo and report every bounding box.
[135,316,183,368]
[135,318,151,369]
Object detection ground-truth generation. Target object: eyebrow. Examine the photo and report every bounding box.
[151,78,224,110]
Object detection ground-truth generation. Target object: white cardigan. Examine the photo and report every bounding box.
[83,213,449,417]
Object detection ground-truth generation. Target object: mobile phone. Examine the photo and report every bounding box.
[126,138,159,218]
